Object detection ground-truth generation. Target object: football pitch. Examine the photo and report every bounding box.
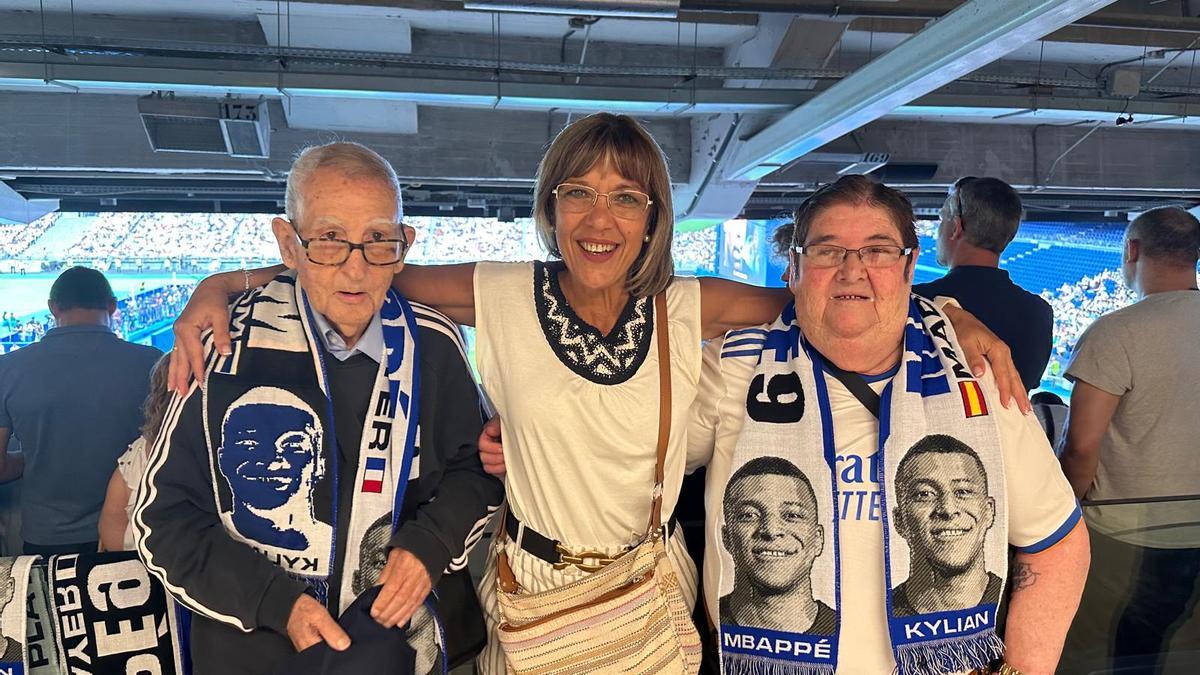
[0,273,201,318]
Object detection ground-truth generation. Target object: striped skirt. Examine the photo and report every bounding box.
[476,528,699,674]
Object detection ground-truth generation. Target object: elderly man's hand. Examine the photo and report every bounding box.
[286,593,350,653]
[943,305,1031,414]
[370,548,432,629]
[479,415,505,478]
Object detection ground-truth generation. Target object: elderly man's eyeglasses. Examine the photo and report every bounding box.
[552,183,653,220]
[792,244,913,268]
[289,222,408,266]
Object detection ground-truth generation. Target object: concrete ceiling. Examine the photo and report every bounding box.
[0,0,1198,220]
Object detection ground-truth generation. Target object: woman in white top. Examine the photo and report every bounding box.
[98,352,171,551]
[167,114,1025,673]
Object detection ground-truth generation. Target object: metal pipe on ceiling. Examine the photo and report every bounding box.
[463,0,678,18]
[3,34,1200,96]
[678,0,1200,34]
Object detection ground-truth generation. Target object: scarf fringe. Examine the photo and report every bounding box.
[722,653,835,675]
[893,629,1004,675]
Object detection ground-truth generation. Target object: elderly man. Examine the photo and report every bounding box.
[1059,206,1200,668]
[135,142,503,675]
[692,175,1089,675]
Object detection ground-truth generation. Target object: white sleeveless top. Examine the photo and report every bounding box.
[474,261,702,549]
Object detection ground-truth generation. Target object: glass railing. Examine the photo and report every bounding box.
[1058,495,1200,674]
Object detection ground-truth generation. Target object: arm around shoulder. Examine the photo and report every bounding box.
[392,263,477,326]
[698,277,791,340]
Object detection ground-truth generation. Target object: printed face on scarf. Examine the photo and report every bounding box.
[894,447,995,575]
[273,166,412,346]
[218,402,323,511]
[790,203,914,347]
[352,513,392,596]
[723,473,824,594]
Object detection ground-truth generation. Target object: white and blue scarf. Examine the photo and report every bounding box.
[719,297,1008,675]
[202,271,420,613]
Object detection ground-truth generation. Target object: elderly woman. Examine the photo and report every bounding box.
[169,114,1025,673]
[690,176,1086,675]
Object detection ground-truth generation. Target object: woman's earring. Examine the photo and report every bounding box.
[643,234,650,242]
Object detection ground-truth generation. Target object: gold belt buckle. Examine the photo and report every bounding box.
[552,544,621,573]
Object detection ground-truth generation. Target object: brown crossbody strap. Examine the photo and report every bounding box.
[649,291,671,533]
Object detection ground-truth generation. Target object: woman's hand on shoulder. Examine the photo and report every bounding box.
[942,304,1031,414]
[168,274,238,394]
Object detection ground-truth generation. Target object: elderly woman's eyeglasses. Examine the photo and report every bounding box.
[792,244,913,268]
[289,221,408,266]
[552,183,653,220]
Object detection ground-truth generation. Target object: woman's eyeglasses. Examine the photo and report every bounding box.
[552,183,653,220]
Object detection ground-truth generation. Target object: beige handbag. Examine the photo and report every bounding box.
[493,292,702,675]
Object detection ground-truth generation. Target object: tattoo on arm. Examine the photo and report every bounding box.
[1011,562,1040,592]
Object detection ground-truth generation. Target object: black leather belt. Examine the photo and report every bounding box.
[504,510,676,573]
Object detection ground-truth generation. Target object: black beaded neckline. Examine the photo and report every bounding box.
[533,261,654,386]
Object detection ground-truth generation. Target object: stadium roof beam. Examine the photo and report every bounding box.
[0,181,58,224]
[674,16,847,224]
[723,0,1121,181]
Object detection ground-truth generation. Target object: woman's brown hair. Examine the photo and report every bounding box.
[140,353,173,446]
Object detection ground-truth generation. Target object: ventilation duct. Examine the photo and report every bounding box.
[463,0,678,18]
[138,97,271,159]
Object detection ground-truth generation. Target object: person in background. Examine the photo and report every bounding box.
[98,352,171,551]
[0,266,161,555]
[914,177,1053,392]
[1059,206,1200,669]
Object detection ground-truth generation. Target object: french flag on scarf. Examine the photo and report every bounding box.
[362,457,386,493]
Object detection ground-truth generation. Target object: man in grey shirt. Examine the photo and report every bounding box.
[0,266,161,554]
[1060,206,1200,668]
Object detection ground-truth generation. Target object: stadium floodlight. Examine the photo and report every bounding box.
[138,95,271,159]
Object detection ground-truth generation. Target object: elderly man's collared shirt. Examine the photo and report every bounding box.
[688,335,1079,674]
[312,311,383,363]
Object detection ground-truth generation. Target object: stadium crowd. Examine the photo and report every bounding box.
[0,281,194,350]
[1042,269,1139,387]
[0,214,58,258]
[0,209,1175,394]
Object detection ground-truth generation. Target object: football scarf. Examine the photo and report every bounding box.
[202,271,419,613]
[26,562,61,675]
[48,551,186,675]
[0,555,34,673]
[718,297,1007,675]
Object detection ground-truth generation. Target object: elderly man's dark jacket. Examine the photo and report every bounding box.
[136,300,502,675]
